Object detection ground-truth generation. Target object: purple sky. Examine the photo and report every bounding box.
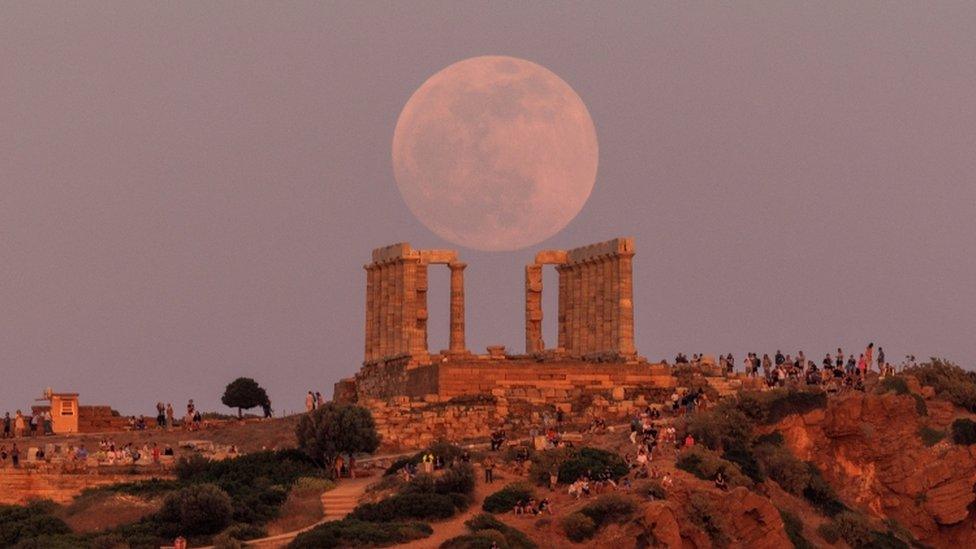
[2,3,974,416]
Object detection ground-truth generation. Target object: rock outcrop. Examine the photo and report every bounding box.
[769,389,976,545]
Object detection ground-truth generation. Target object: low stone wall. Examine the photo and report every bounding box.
[0,469,170,504]
[340,355,677,405]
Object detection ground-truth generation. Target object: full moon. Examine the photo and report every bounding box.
[392,56,598,251]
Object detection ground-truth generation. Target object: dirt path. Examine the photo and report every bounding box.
[400,465,497,549]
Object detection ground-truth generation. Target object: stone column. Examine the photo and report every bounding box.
[449,262,467,353]
[571,264,583,356]
[617,251,636,356]
[525,263,543,353]
[364,264,375,361]
[557,265,568,350]
[413,262,429,356]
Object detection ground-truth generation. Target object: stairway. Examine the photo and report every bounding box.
[321,476,370,521]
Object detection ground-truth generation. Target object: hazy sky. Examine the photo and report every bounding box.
[3,2,974,415]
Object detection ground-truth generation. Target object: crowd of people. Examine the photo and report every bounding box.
[2,410,54,439]
[674,342,903,392]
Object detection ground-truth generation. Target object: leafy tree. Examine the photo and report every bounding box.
[221,377,270,418]
[159,483,234,536]
[295,403,380,473]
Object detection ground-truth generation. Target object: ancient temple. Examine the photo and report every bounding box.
[335,237,674,403]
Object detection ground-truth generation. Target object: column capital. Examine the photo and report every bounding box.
[448,261,467,271]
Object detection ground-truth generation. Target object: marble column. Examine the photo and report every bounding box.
[525,264,543,353]
[617,251,635,356]
[364,264,376,361]
[557,265,568,350]
[412,262,429,356]
[449,262,467,353]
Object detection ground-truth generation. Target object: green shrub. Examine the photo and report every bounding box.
[688,492,728,544]
[918,426,945,447]
[817,521,840,544]
[683,402,753,450]
[441,530,509,549]
[158,483,234,536]
[222,523,267,541]
[529,447,627,485]
[904,359,976,412]
[778,508,813,549]
[802,464,846,517]
[912,394,928,416]
[580,494,635,526]
[384,441,467,476]
[754,431,785,446]
[560,512,596,543]
[722,442,765,482]
[288,519,432,548]
[736,389,827,424]
[951,418,976,445]
[350,492,460,522]
[212,533,243,549]
[753,443,810,494]
[0,502,72,547]
[635,479,667,500]
[878,376,910,395]
[482,483,534,513]
[436,463,476,496]
[464,514,536,549]
[828,512,875,548]
[676,446,753,488]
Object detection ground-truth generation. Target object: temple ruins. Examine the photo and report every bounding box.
[336,237,676,405]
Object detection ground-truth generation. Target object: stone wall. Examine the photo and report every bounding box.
[0,469,168,504]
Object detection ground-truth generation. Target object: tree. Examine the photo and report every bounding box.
[296,402,380,475]
[159,483,233,536]
[221,377,270,418]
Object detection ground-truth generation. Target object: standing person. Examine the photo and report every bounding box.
[762,354,772,377]
[334,454,345,479]
[483,456,495,484]
[775,350,785,367]
[857,354,867,377]
[30,412,39,437]
[11,443,20,468]
[2,412,10,439]
[865,343,875,372]
[165,403,175,430]
[877,347,885,371]
[43,410,53,435]
[316,392,325,408]
[14,411,25,438]
[305,391,315,413]
[156,402,166,428]
[835,348,844,369]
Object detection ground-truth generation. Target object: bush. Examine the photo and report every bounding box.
[688,492,728,544]
[904,359,976,412]
[878,376,910,395]
[435,463,476,496]
[635,479,667,500]
[222,523,267,541]
[675,446,753,488]
[802,464,846,517]
[683,402,753,450]
[295,403,380,471]
[560,512,596,543]
[350,492,461,522]
[753,443,810,494]
[912,394,928,416]
[464,514,536,549]
[817,521,840,544]
[0,502,72,546]
[778,508,813,549]
[482,483,534,513]
[159,483,234,536]
[384,441,467,476]
[580,494,635,526]
[441,530,508,549]
[918,426,945,447]
[288,519,432,548]
[951,418,976,445]
[529,446,628,485]
[722,442,764,482]
[827,512,874,548]
[736,389,827,424]
[212,533,243,549]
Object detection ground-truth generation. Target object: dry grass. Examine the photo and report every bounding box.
[56,491,160,533]
[263,477,334,535]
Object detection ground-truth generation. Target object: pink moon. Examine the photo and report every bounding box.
[392,56,599,251]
